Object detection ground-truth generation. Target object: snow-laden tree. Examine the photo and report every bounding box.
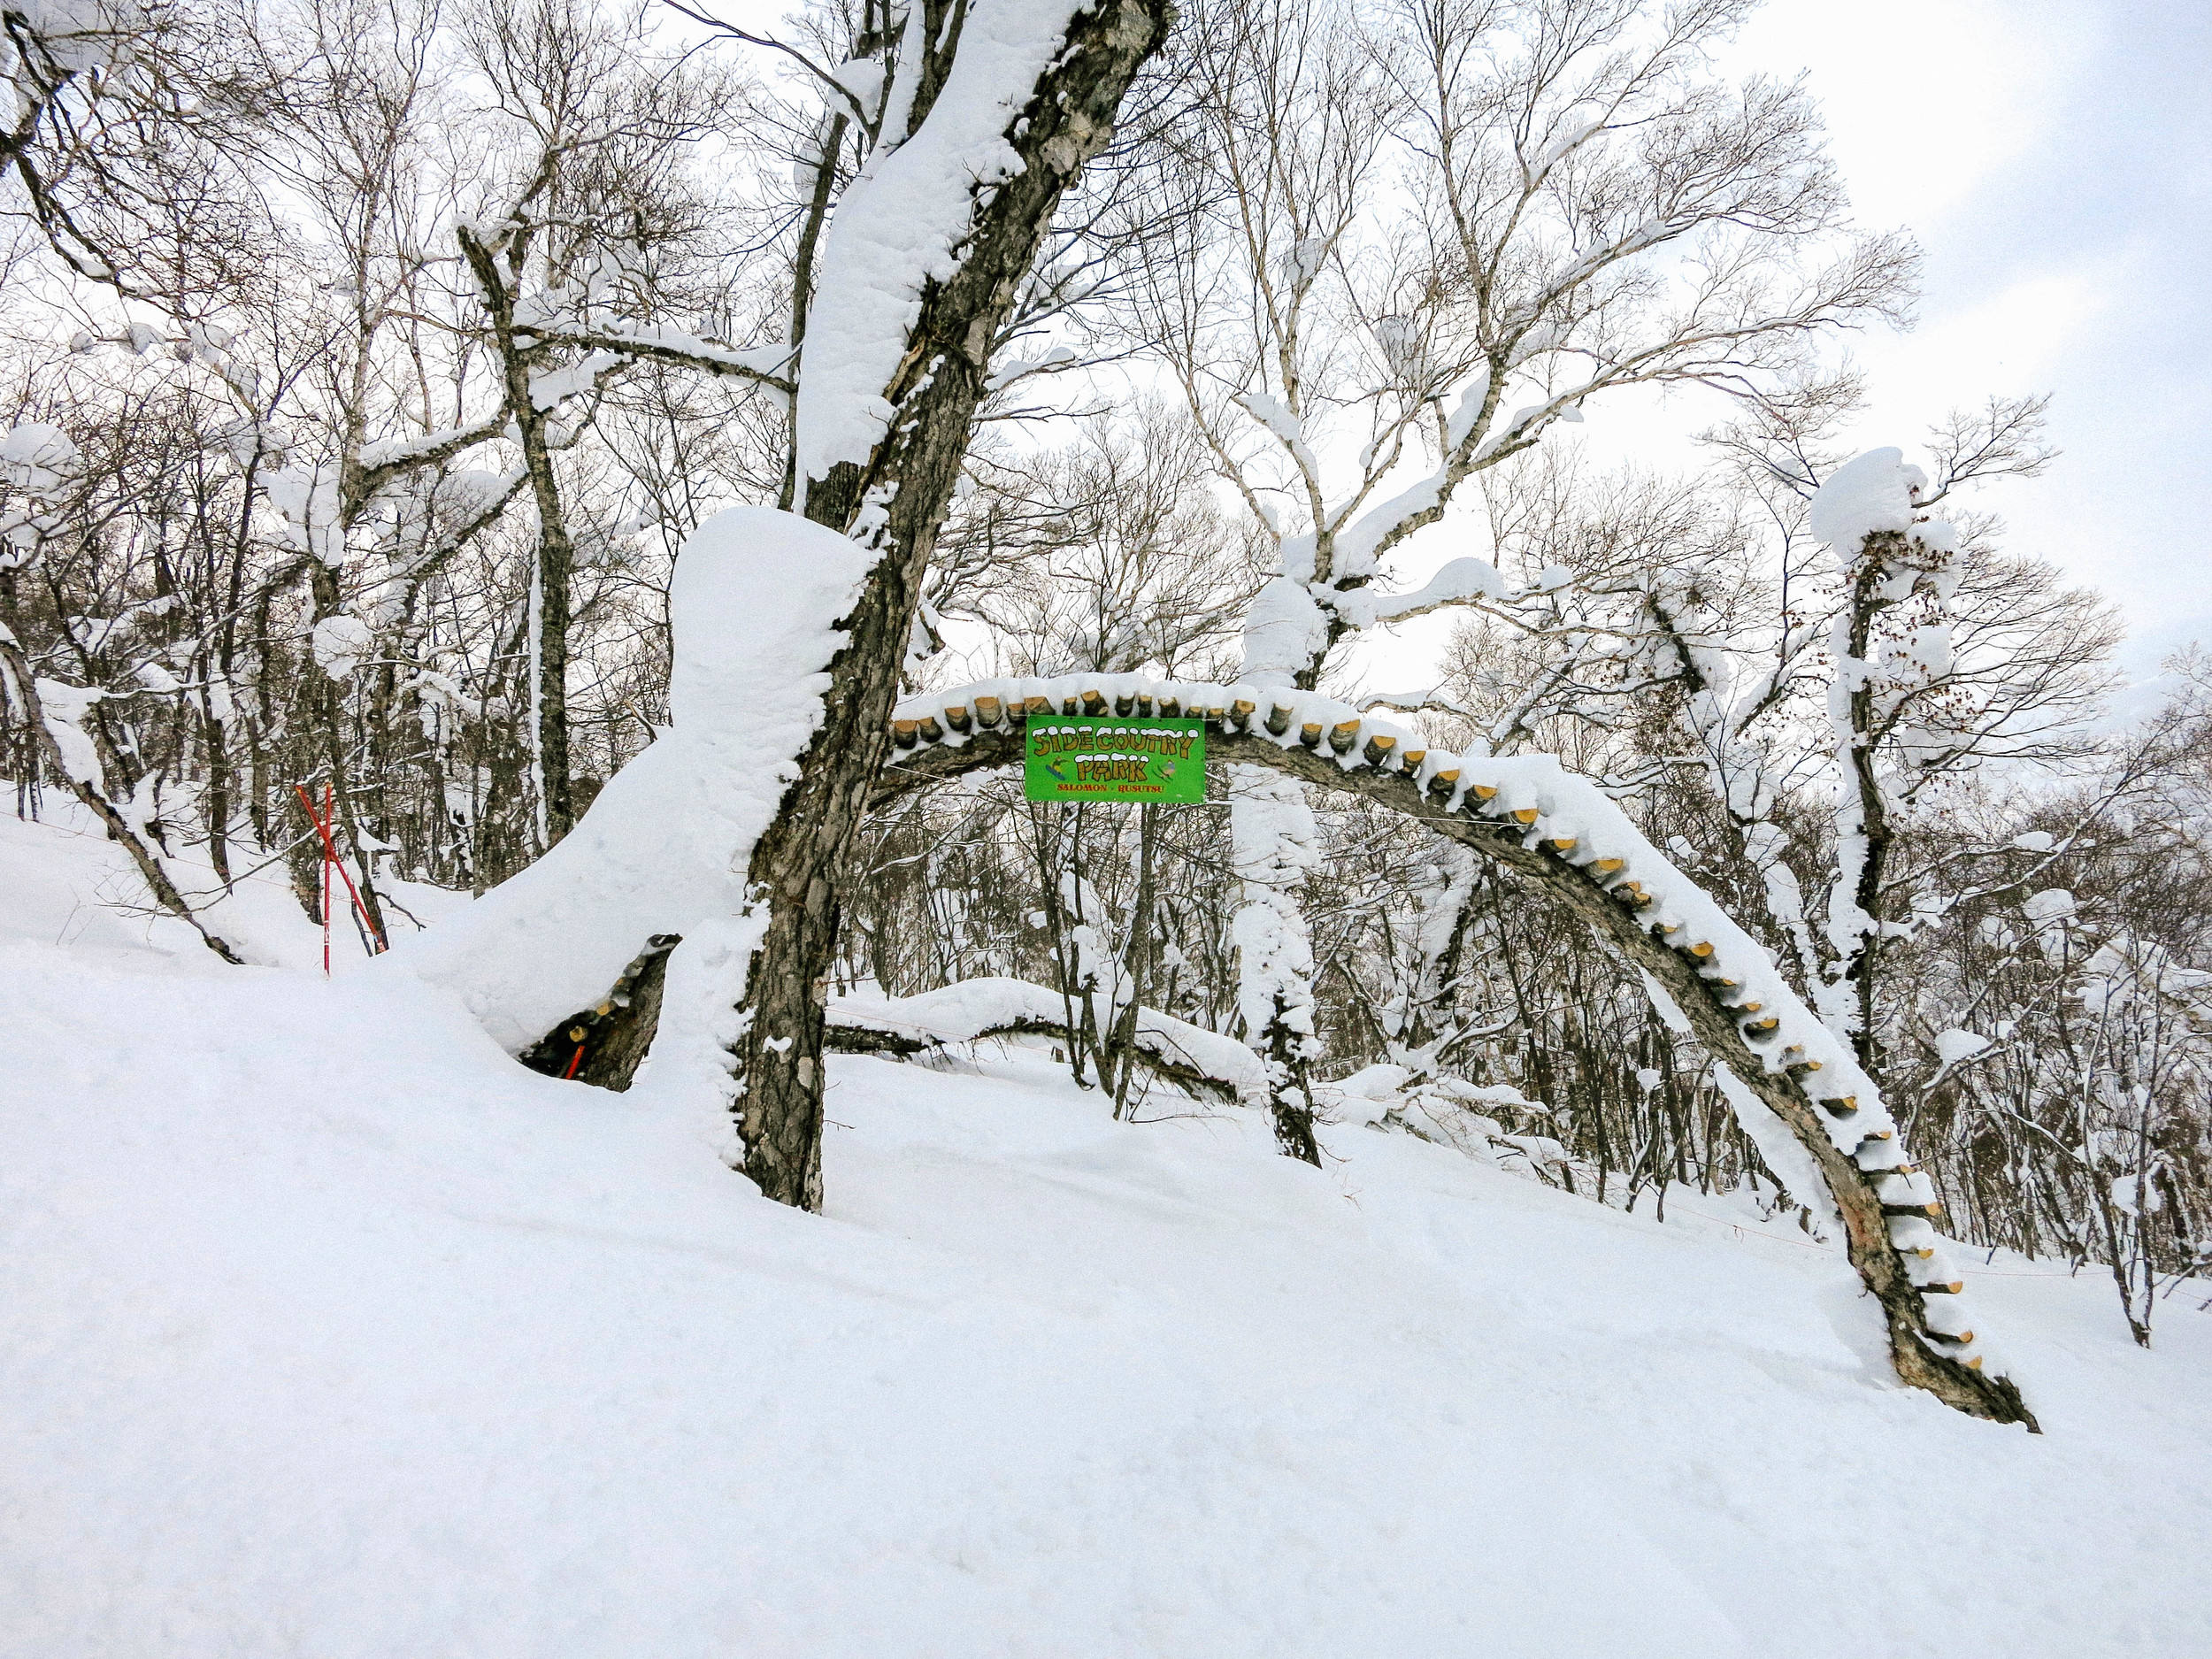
[11,0,2193,1429]
[378,0,1179,1210]
[1110,0,1914,1159]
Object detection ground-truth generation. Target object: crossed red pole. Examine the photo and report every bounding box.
[295,782,387,972]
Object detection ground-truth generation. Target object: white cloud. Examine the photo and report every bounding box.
[1724,0,2077,228]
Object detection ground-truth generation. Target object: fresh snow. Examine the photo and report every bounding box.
[792,0,1087,489]
[4,807,2211,1655]
[0,797,465,972]
[393,504,871,1098]
[1809,447,1939,554]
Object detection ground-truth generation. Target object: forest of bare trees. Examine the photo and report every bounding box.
[4,0,2204,1395]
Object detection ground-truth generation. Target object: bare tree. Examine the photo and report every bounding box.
[1117,0,1914,1159]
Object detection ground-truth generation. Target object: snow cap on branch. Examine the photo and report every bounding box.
[3,424,81,494]
[1809,447,1950,563]
[792,0,1089,488]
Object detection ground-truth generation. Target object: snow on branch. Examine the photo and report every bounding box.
[1339,557,1509,627]
[515,323,795,394]
[829,977,1266,1102]
[879,668,2025,1400]
[792,0,1094,488]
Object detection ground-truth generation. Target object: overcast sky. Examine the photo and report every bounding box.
[1345,0,2210,696]
[1737,0,2211,678]
[708,0,2208,688]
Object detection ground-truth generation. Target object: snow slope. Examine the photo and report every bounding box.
[0,799,464,973]
[4,813,2210,1657]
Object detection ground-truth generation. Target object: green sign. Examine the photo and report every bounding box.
[1024,716,1205,803]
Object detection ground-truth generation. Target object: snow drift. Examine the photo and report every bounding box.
[392,504,871,1103]
[4,810,2211,1657]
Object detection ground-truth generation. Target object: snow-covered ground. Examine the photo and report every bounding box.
[4,810,2210,1657]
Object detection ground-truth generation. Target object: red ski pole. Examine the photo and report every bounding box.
[295,784,388,956]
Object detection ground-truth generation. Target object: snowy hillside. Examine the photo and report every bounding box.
[4,810,2210,1657]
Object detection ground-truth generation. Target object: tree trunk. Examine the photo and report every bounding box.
[1837,556,1893,1071]
[458,223,580,848]
[523,411,578,846]
[726,0,1173,1209]
[1231,766,1325,1164]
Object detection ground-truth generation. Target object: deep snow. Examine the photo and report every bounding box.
[4,810,2210,1657]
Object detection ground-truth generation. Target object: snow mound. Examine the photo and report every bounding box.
[390,505,871,1098]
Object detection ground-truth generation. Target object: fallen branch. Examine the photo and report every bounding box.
[524,955,1258,1108]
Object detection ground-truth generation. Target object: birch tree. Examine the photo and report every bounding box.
[1121,0,1912,1158]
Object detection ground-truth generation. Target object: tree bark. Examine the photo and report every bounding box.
[725,0,1173,1210]
[458,224,580,846]
[1837,555,1893,1071]
[522,411,578,845]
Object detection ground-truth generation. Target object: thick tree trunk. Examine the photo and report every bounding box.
[725,0,1173,1210]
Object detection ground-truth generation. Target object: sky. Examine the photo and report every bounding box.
[695,0,2208,690]
[1734,0,2212,679]
[1343,0,2212,696]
